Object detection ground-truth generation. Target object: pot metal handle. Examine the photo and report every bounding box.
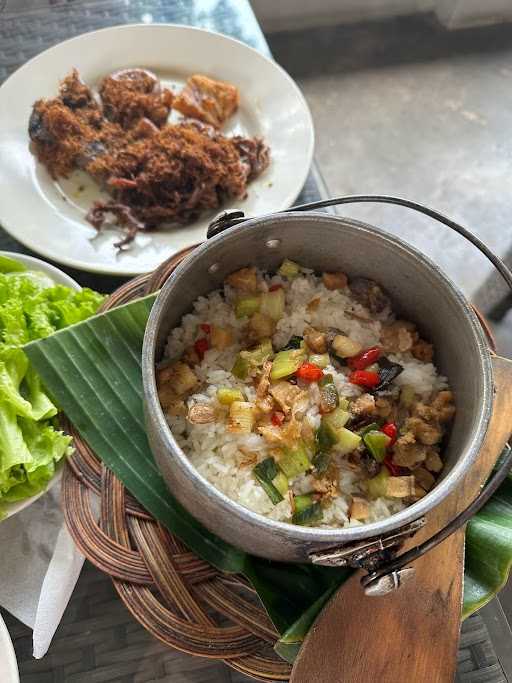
[208,194,512,593]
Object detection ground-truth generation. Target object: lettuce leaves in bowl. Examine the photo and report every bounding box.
[0,256,104,514]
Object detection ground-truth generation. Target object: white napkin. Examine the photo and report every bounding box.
[0,486,85,658]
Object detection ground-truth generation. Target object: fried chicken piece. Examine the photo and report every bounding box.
[351,393,376,416]
[256,359,272,392]
[59,69,97,110]
[226,267,258,292]
[100,68,174,129]
[405,416,442,446]
[269,381,302,415]
[380,320,418,354]
[412,339,434,363]
[173,74,239,128]
[322,272,348,291]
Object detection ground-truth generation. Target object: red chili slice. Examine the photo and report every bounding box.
[382,422,398,445]
[348,346,381,370]
[348,370,380,388]
[269,284,283,291]
[200,323,211,334]
[384,455,402,476]
[296,362,324,383]
[271,411,285,426]
[194,338,209,360]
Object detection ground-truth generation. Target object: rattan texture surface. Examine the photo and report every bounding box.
[0,1,507,681]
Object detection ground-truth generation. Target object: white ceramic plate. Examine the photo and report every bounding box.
[0,24,314,276]
[0,251,80,520]
[0,613,19,683]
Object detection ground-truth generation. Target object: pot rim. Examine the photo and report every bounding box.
[143,211,493,545]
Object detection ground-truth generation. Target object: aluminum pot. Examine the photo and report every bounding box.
[142,210,494,565]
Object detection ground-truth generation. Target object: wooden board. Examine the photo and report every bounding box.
[291,356,512,683]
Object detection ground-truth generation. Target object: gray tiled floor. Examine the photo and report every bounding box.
[268,15,512,309]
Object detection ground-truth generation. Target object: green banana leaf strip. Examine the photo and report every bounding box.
[463,471,512,617]
[24,295,512,661]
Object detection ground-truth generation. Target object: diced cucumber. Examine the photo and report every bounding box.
[366,468,390,499]
[278,259,300,279]
[270,349,305,380]
[231,355,249,380]
[332,427,362,455]
[279,442,310,478]
[260,288,285,321]
[322,407,350,432]
[363,430,391,462]
[235,295,260,319]
[217,387,245,405]
[309,353,330,368]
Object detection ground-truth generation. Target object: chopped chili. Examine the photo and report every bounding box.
[200,323,211,334]
[194,337,209,360]
[348,346,381,370]
[269,284,283,291]
[348,370,380,388]
[382,422,398,445]
[271,411,285,426]
[383,455,401,476]
[296,362,324,383]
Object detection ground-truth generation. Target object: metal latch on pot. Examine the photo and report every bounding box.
[309,518,425,571]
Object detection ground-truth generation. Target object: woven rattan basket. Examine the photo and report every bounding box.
[61,248,292,682]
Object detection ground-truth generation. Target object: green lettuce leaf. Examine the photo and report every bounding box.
[0,260,104,511]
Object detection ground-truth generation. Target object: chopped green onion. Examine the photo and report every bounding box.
[316,421,337,452]
[292,499,323,526]
[253,457,284,504]
[260,288,285,321]
[312,451,331,475]
[217,387,245,405]
[366,468,390,499]
[279,441,311,478]
[231,355,249,380]
[273,471,289,496]
[240,338,274,372]
[294,493,315,514]
[278,259,300,280]
[309,353,330,369]
[235,295,261,319]
[363,430,391,462]
[270,349,306,380]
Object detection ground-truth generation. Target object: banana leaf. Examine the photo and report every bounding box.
[24,296,512,659]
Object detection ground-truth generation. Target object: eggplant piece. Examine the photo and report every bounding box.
[350,277,391,314]
[373,357,404,393]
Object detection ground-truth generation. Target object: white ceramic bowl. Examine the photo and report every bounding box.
[0,251,80,519]
[0,24,314,276]
[0,613,18,683]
